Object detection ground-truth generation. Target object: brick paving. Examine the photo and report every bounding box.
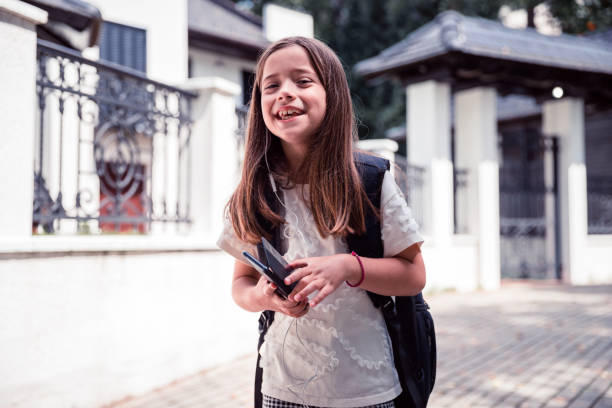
[107,283,612,408]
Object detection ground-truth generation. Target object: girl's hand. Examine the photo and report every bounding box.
[285,254,358,308]
[255,275,310,318]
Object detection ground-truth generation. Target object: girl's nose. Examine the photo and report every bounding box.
[277,82,296,101]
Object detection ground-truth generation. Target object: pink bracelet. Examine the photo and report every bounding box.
[346,251,365,287]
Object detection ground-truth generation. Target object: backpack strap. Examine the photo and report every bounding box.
[254,310,274,408]
[254,184,283,408]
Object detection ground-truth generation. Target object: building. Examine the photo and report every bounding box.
[356,10,612,291]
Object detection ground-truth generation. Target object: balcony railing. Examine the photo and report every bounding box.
[33,39,196,234]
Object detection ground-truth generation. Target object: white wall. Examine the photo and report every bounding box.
[422,237,479,293]
[86,0,188,84]
[583,236,612,283]
[189,48,256,105]
[0,247,255,407]
[0,2,46,238]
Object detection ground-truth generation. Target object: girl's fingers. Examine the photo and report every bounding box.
[285,266,311,285]
[309,285,333,308]
[285,301,309,317]
[293,280,322,302]
[286,261,308,273]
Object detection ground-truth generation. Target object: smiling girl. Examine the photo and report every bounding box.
[217,37,425,408]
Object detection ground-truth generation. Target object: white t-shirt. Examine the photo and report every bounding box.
[217,171,423,408]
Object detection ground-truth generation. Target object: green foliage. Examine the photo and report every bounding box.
[546,0,612,34]
[233,0,611,139]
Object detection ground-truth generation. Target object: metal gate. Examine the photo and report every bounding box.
[499,132,561,280]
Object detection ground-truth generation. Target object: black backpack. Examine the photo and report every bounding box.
[255,153,436,408]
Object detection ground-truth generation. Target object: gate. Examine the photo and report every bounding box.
[499,132,560,280]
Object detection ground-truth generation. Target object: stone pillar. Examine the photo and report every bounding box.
[0,1,47,237]
[542,97,587,284]
[356,139,398,174]
[406,80,454,244]
[182,77,240,238]
[455,87,500,290]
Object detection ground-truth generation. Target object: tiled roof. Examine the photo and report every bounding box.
[355,11,612,79]
[587,29,612,45]
[188,0,268,51]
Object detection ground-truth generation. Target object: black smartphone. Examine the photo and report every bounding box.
[242,241,296,299]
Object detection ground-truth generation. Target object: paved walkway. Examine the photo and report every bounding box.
[107,283,612,408]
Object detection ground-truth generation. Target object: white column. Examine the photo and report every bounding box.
[0,1,48,237]
[356,139,398,174]
[542,97,587,284]
[182,77,240,238]
[406,80,454,243]
[455,87,500,290]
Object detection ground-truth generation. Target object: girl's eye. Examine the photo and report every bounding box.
[264,83,278,90]
[297,79,312,85]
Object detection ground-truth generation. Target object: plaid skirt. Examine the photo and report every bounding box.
[262,394,395,408]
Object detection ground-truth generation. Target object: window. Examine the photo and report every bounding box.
[99,21,147,73]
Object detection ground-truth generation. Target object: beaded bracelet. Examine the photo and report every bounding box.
[346,251,365,287]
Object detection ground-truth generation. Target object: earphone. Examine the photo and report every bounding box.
[269,173,278,193]
[263,131,323,407]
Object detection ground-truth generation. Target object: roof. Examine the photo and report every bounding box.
[188,0,269,60]
[496,94,541,121]
[355,11,612,78]
[587,29,612,45]
[22,0,101,49]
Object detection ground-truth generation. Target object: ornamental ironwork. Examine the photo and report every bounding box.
[499,135,560,280]
[588,176,612,234]
[33,39,196,234]
[235,104,249,171]
[453,168,470,235]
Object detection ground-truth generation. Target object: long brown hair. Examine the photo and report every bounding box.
[227,36,373,244]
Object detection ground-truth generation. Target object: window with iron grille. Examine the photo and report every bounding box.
[99,21,147,73]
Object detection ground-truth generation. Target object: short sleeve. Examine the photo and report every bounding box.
[216,214,257,264]
[380,171,424,257]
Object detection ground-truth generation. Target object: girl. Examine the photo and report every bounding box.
[217,37,426,408]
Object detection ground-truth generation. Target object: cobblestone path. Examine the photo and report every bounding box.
[108,283,612,408]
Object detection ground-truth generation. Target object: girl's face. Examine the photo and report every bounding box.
[260,45,327,162]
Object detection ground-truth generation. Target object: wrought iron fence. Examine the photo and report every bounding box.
[453,168,470,234]
[588,176,612,234]
[498,136,559,279]
[393,156,425,230]
[33,39,196,234]
[235,104,249,170]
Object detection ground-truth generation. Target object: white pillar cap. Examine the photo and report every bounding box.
[182,77,241,97]
[0,0,48,25]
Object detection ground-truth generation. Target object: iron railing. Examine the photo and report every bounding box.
[235,104,249,170]
[453,168,470,234]
[588,176,612,234]
[33,39,196,234]
[393,156,425,230]
[498,136,560,279]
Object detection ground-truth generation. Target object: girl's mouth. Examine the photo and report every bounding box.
[277,108,304,121]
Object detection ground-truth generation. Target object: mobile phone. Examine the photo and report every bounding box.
[242,249,296,299]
